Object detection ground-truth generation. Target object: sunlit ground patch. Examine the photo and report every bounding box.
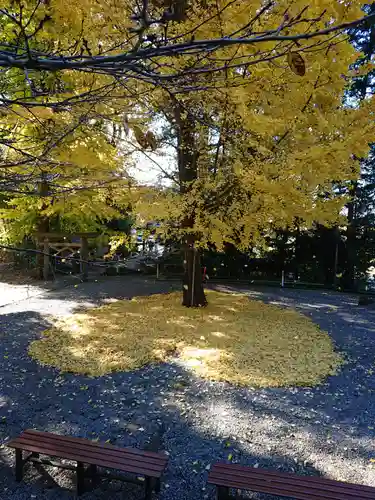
[29,291,342,387]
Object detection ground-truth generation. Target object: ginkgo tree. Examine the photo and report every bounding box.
[0,0,375,307]
[1,0,373,188]
[0,102,132,241]
[129,20,375,306]
[0,0,373,85]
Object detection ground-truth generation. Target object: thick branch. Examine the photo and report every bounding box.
[0,12,373,74]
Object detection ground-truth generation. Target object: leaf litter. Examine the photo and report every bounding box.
[29,290,342,387]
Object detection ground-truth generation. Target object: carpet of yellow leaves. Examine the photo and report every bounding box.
[29,291,343,386]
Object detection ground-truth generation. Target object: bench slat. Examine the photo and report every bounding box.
[208,465,375,500]
[209,473,370,500]
[210,476,354,500]
[18,430,166,466]
[22,430,166,462]
[210,464,375,496]
[8,439,165,478]
[211,464,375,493]
[9,437,165,473]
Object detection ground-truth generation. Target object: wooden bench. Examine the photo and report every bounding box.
[208,463,375,499]
[7,429,168,498]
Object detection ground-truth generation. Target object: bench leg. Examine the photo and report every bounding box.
[88,464,99,489]
[217,486,230,500]
[76,461,85,496]
[15,449,23,482]
[154,477,161,493]
[145,476,152,500]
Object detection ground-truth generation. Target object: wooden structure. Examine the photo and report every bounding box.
[34,232,98,281]
[7,429,168,498]
[208,463,375,499]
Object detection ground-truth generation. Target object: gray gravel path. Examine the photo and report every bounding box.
[0,276,75,308]
[1,278,375,499]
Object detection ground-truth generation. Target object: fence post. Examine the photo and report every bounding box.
[281,269,285,288]
[80,236,89,281]
[43,238,49,280]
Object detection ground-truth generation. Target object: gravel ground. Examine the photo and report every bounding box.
[1,278,375,499]
[0,272,83,308]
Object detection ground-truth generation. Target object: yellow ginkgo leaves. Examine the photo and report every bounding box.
[29,290,342,387]
[133,125,148,148]
[132,126,157,150]
[145,130,157,150]
[287,51,306,76]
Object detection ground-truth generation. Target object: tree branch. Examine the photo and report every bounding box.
[0,11,373,74]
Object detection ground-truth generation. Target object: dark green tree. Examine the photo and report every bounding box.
[341,2,375,289]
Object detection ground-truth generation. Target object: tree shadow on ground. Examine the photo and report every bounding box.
[0,351,333,500]
[211,285,375,454]
[0,276,178,318]
[2,286,375,498]
[51,276,178,311]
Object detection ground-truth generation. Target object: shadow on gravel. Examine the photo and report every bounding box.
[49,276,177,311]
[1,285,375,498]
[0,276,179,320]
[0,355,328,500]
[0,310,52,342]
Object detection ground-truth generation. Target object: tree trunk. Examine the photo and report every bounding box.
[182,245,207,307]
[294,225,300,281]
[173,98,207,307]
[36,179,50,279]
[333,227,340,289]
[344,181,358,290]
[345,222,356,290]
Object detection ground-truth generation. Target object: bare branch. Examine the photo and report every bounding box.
[0,11,372,77]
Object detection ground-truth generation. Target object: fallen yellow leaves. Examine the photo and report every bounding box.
[28,291,343,387]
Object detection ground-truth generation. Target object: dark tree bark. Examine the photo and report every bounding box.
[344,181,358,290]
[36,178,50,279]
[173,98,207,307]
[333,227,340,288]
[182,245,207,307]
